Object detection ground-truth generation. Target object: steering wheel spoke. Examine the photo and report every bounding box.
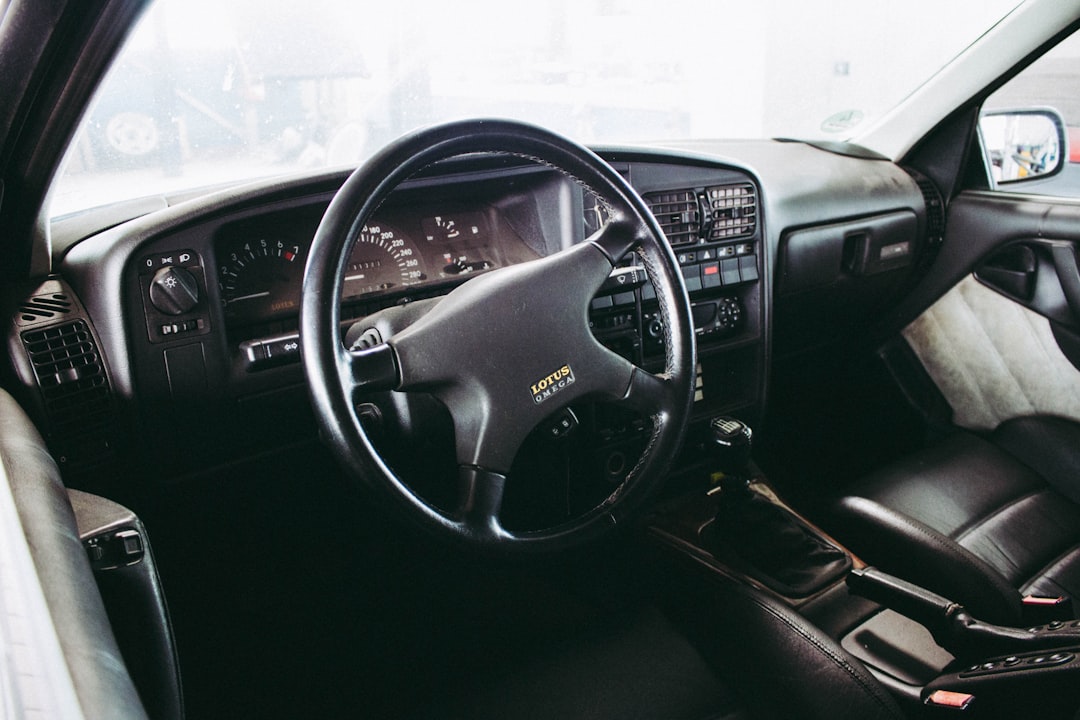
[617,365,677,419]
[455,466,510,540]
[342,343,399,395]
[590,215,646,266]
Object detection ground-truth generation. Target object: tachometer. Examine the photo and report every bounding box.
[219,236,303,323]
[343,224,427,298]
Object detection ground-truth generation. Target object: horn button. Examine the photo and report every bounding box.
[389,240,631,473]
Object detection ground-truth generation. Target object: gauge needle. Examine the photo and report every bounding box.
[229,291,271,303]
[344,274,366,281]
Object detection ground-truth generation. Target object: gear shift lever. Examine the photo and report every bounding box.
[707,416,850,597]
[710,417,753,472]
[710,416,754,492]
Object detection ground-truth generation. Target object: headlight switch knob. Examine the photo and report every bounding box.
[149,265,199,315]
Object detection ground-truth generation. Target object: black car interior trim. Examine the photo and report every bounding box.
[0,387,147,720]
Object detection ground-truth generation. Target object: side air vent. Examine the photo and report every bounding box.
[16,292,74,326]
[705,183,757,241]
[907,170,945,245]
[644,190,700,245]
[21,320,112,437]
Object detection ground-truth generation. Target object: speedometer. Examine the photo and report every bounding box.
[343,224,427,298]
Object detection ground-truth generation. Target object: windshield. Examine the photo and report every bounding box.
[51,0,1021,217]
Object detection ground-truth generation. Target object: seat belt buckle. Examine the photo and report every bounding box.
[1021,595,1073,624]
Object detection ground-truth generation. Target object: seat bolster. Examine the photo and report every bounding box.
[0,391,146,720]
[706,577,905,720]
[995,416,1080,506]
[833,496,1022,625]
[851,433,1043,537]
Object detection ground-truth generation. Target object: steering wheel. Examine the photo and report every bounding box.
[301,119,695,552]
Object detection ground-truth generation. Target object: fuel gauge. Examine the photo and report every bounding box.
[422,210,486,246]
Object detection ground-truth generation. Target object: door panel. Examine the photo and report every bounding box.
[898,192,1080,431]
[975,240,1080,331]
[903,274,1080,430]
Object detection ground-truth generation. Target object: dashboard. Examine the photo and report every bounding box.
[13,141,934,488]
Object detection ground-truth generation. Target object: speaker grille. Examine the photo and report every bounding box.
[16,292,74,326]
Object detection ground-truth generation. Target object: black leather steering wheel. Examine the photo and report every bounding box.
[301,119,695,552]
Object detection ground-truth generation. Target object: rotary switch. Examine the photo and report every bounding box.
[149,265,199,315]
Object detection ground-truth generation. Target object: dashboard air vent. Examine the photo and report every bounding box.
[21,320,111,435]
[705,183,757,240]
[644,190,700,246]
[907,170,945,245]
[16,292,73,326]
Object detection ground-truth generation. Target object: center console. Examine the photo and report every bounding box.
[650,416,1080,719]
[649,417,851,605]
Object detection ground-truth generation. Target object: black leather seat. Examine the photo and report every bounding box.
[834,416,1080,625]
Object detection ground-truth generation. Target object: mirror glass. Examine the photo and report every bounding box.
[981,110,1064,183]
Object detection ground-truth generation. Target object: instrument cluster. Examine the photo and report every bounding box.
[215,200,541,328]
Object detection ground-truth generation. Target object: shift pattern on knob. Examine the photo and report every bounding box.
[149,266,199,315]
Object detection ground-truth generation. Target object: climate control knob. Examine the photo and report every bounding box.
[149,265,199,315]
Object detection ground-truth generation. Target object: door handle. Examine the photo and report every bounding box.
[976,244,1037,301]
[1050,242,1080,318]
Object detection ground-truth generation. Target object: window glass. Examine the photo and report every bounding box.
[52,0,1020,217]
[983,29,1080,195]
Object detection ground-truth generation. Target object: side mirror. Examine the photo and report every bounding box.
[979,107,1068,185]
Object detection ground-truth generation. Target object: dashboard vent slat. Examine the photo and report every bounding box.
[644,190,700,246]
[907,170,945,245]
[21,320,112,434]
[705,183,757,241]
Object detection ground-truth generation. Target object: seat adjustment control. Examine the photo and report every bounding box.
[83,528,145,570]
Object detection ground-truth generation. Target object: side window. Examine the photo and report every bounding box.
[981,29,1080,197]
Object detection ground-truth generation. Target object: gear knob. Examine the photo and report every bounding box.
[709,416,753,477]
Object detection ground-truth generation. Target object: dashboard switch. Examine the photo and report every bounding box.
[544,408,579,440]
[739,255,759,282]
[720,259,741,286]
[701,262,721,289]
[682,264,703,293]
[149,265,199,315]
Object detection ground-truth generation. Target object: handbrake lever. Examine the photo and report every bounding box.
[848,567,1080,661]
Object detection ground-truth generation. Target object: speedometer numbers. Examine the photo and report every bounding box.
[217,210,501,328]
[342,224,427,297]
